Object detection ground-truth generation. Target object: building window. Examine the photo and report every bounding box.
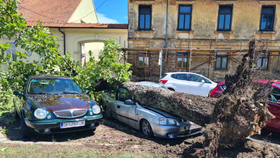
[218,5,233,31]
[215,52,228,70]
[257,55,269,70]
[176,51,188,69]
[260,6,275,31]
[177,5,192,30]
[139,5,151,30]
[138,55,149,68]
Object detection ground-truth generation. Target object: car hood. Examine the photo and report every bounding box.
[28,94,92,113]
[142,106,181,120]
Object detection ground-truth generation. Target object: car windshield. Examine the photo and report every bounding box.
[221,84,226,91]
[28,78,83,94]
[271,86,280,101]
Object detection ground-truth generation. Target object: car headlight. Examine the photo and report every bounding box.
[158,118,177,125]
[34,108,47,120]
[92,105,101,114]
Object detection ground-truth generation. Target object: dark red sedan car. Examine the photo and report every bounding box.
[209,81,280,133]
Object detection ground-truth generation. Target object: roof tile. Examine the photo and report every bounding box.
[18,0,82,24]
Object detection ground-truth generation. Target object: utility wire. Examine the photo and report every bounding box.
[69,0,109,23]
[18,6,66,24]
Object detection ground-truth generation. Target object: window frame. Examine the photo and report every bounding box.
[138,54,149,68]
[259,5,276,31]
[176,51,188,69]
[214,53,229,70]
[217,5,233,31]
[138,5,152,30]
[117,87,133,102]
[258,55,270,70]
[177,4,193,31]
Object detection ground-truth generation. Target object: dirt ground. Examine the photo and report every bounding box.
[0,113,280,158]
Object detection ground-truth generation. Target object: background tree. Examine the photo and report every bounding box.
[0,0,131,111]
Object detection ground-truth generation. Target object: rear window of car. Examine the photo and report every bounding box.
[171,74,187,80]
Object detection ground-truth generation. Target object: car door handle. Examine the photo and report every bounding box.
[117,105,120,108]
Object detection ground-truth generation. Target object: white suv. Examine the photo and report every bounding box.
[159,72,217,97]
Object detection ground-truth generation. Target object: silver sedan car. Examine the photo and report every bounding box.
[101,84,202,139]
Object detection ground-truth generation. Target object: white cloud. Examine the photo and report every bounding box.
[97,13,119,23]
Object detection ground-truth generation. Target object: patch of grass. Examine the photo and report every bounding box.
[96,141,105,145]
[0,127,8,134]
[0,144,158,158]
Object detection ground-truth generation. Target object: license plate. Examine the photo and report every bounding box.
[60,120,85,129]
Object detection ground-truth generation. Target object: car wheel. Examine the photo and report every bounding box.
[141,119,153,137]
[105,106,113,119]
[20,115,30,138]
[168,88,175,91]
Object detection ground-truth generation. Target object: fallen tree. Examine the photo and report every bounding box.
[97,40,276,157]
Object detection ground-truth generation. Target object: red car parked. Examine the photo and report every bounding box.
[210,81,280,133]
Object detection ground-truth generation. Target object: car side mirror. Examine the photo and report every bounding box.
[124,99,135,105]
[85,90,90,94]
[201,80,205,83]
[277,100,280,105]
[14,91,23,96]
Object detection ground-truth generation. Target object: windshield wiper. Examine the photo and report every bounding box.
[29,92,50,95]
[57,91,80,94]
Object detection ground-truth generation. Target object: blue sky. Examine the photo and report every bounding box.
[93,0,128,24]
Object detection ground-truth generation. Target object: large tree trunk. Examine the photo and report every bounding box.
[97,40,275,157]
[123,82,216,126]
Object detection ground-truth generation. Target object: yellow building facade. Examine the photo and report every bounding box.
[127,0,280,82]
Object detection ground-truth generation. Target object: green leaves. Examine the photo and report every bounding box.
[0,1,132,110]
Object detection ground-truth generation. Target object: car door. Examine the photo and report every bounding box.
[187,74,215,97]
[128,104,138,129]
[103,89,118,119]
[116,88,133,124]
[170,74,190,93]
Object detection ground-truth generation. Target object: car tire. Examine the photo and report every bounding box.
[141,119,153,137]
[168,88,175,91]
[20,114,30,138]
[105,106,113,119]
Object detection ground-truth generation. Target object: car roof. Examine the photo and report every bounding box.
[165,72,214,82]
[30,75,72,79]
[165,72,201,75]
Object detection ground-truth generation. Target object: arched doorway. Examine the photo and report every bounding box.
[80,41,105,66]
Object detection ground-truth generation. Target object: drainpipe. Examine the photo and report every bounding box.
[58,28,66,55]
[163,0,169,74]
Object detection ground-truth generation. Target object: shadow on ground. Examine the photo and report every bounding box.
[0,112,198,145]
[250,129,280,146]
[101,117,194,146]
